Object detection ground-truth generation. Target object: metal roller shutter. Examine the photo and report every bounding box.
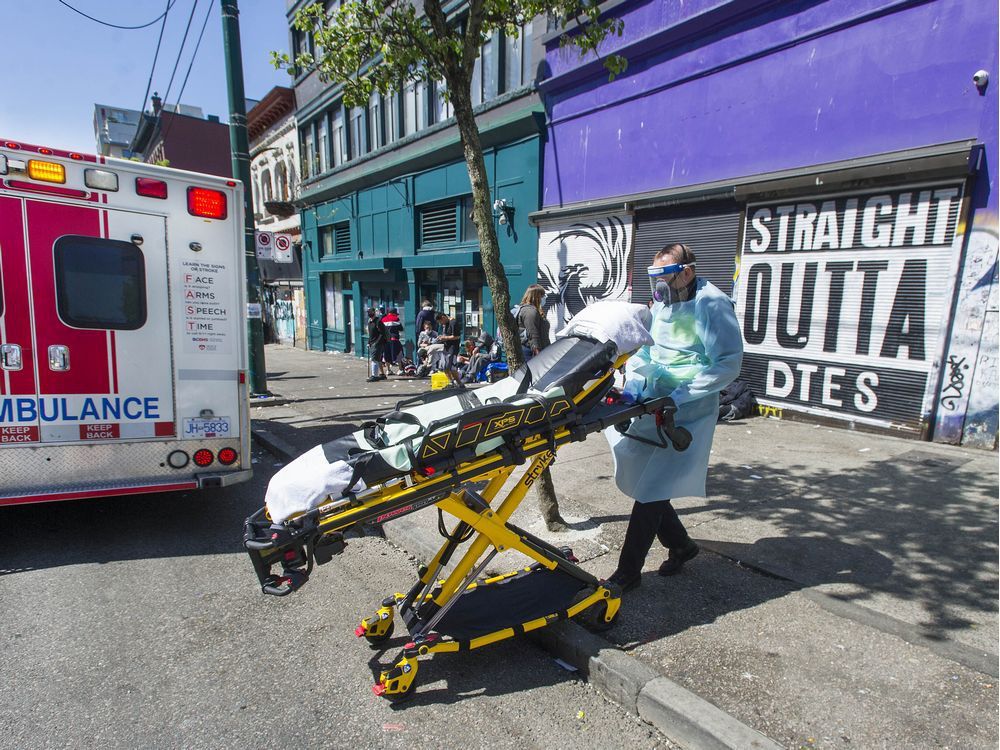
[632,201,742,300]
[734,182,966,434]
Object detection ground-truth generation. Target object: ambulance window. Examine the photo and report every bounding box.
[54,236,147,330]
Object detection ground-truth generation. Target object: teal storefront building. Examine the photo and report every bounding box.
[300,126,542,356]
[287,4,550,357]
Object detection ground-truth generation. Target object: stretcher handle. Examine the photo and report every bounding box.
[245,538,276,551]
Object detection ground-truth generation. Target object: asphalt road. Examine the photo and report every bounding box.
[0,446,672,750]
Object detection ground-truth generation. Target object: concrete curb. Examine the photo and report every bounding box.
[251,427,783,750]
[249,427,300,465]
[384,519,783,750]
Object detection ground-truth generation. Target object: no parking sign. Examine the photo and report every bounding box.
[254,230,274,260]
[273,233,293,263]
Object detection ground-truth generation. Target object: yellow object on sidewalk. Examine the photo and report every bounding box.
[430,371,451,390]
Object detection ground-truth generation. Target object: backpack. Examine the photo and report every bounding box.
[501,305,530,347]
[718,379,757,422]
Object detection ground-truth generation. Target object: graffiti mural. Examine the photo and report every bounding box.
[537,215,633,333]
[933,220,999,448]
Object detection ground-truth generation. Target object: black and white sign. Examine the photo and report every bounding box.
[735,184,964,428]
[255,230,273,260]
[273,233,293,263]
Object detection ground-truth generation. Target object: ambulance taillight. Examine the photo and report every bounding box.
[135,177,168,199]
[193,449,214,467]
[187,187,227,219]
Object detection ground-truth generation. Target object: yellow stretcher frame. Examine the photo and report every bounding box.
[244,350,686,699]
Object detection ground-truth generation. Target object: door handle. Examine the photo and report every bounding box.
[48,344,70,371]
[1,343,22,371]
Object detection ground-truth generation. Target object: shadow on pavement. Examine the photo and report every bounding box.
[601,535,892,651]
[689,454,998,642]
[0,460,275,575]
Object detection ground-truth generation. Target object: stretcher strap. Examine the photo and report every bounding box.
[362,411,423,449]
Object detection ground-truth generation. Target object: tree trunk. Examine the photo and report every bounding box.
[448,85,524,371]
[448,83,563,529]
[536,466,567,532]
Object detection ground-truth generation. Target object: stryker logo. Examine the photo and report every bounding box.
[375,495,437,523]
[0,396,160,423]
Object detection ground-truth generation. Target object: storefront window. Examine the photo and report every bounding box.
[323,272,344,330]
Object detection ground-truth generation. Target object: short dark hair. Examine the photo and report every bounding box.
[654,243,696,265]
[435,312,449,321]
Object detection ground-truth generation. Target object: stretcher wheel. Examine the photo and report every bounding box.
[364,619,395,646]
[584,599,620,632]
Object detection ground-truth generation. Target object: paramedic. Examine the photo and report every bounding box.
[366,309,388,382]
[606,243,743,592]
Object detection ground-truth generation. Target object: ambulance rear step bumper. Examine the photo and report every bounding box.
[1,469,253,506]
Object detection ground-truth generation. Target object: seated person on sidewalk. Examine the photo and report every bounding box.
[459,332,497,383]
[605,243,743,591]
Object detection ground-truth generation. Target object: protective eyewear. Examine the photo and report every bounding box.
[647,263,694,303]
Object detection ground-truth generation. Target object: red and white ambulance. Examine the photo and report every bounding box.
[0,139,252,505]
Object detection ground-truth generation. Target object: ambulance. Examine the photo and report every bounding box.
[0,139,252,505]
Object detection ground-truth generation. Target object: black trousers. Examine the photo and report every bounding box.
[616,499,689,578]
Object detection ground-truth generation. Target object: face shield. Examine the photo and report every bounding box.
[648,263,695,304]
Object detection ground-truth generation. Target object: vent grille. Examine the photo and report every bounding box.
[420,203,458,245]
[334,221,351,253]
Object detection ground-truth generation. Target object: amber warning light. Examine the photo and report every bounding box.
[187,187,227,219]
[27,159,66,184]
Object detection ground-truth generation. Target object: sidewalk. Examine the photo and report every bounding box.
[253,344,999,749]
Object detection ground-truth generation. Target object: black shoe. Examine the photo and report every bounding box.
[606,569,641,593]
[365,376,380,383]
[658,540,699,576]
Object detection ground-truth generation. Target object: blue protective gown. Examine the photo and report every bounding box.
[605,278,744,502]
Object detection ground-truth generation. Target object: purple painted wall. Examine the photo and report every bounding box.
[541,0,997,207]
[540,0,998,446]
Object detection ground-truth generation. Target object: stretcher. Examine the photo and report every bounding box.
[243,309,691,700]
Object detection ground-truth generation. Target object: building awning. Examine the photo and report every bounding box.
[317,256,403,272]
[402,251,481,269]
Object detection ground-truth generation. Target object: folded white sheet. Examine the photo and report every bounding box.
[556,300,653,355]
[264,445,366,523]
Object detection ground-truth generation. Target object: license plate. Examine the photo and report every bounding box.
[183,417,232,438]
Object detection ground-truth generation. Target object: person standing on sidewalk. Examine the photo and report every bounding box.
[414,300,436,340]
[516,284,551,360]
[606,243,743,591]
[435,311,464,385]
[382,307,403,374]
[366,308,388,382]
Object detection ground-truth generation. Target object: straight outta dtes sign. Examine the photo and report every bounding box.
[734,184,964,430]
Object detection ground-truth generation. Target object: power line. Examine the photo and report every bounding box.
[134,0,172,145]
[161,0,201,109]
[56,0,177,30]
[160,0,214,145]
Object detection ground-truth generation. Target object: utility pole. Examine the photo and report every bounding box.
[220,0,270,397]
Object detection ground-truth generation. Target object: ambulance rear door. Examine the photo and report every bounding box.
[24,199,175,443]
[0,195,38,444]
